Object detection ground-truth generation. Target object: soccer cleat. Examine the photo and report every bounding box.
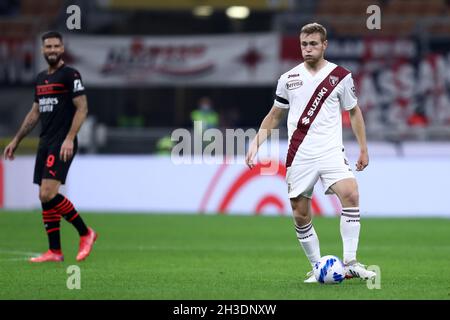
[76,227,98,261]
[29,250,64,263]
[304,270,318,283]
[344,261,376,280]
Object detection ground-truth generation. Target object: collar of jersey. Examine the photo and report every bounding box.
[47,63,65,75]
[302,60,330,78]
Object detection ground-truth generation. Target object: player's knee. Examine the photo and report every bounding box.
[290,195,312,225]
[39,188,57,203]
[293,215,311,227]
[292,206,310,224]
[343,189,359,206]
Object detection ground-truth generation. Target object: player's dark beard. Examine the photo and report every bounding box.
[44,53,62,67]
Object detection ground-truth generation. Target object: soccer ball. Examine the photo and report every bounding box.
[314,255,345,284]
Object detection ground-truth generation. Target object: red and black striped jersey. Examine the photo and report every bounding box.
[34,64,86,146]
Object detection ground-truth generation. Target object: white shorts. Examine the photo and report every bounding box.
[286,151,355,199]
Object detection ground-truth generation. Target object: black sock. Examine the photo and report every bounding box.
[55,194,88,236]
[42,195,64,251]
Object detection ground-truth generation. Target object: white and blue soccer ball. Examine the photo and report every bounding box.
[314,255,345,284]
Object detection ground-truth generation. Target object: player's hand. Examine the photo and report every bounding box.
[245,143,258,169]
[356,150,369,171]
[3,140,18,161]
[60,138,74,162]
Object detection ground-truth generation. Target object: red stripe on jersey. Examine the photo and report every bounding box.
[36,90,69,96]
[36,83,65,89]
[285,66,350,168]
[36,83,68,96]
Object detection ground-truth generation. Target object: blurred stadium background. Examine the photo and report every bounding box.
[1,0,450,216]
[1,0,450,301]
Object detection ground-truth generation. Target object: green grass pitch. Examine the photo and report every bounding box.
[0,211,449,300]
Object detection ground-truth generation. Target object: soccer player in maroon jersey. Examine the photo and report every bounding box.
[246,23,376,282]
[3,31,97,262]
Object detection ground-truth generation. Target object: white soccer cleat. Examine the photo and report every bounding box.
[344,261,376,280]
[304,270,318,283]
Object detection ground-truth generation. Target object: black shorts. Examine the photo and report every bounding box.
[33,141,78,185]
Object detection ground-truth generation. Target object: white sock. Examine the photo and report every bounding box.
[295,221,321,267]
[340,207,361,264]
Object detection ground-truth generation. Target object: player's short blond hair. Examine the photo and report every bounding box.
[300,23,327,42]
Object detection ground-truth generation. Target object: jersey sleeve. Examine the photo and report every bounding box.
[34,80,38,103]
[68,69,86,98]
[340,74,358,111]
[273,76,290,109]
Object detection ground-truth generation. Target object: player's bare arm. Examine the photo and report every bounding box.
[3,102,40,161]
[349,105,368,171]
[246,105,287,169]
[60,94,88,162]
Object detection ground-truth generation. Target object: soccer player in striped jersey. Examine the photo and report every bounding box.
[3,31,97,263]
[246,23,376,282]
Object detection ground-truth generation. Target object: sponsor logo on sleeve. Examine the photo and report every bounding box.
[73,79,85,92]
[286,80,303,90]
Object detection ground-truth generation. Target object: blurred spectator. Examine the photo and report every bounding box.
[190,96,219,131]
[117,115,145,127]
[190,97,219,154]
[407,106,429,127]
[117,98,145,128]
[220,106,242,129]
